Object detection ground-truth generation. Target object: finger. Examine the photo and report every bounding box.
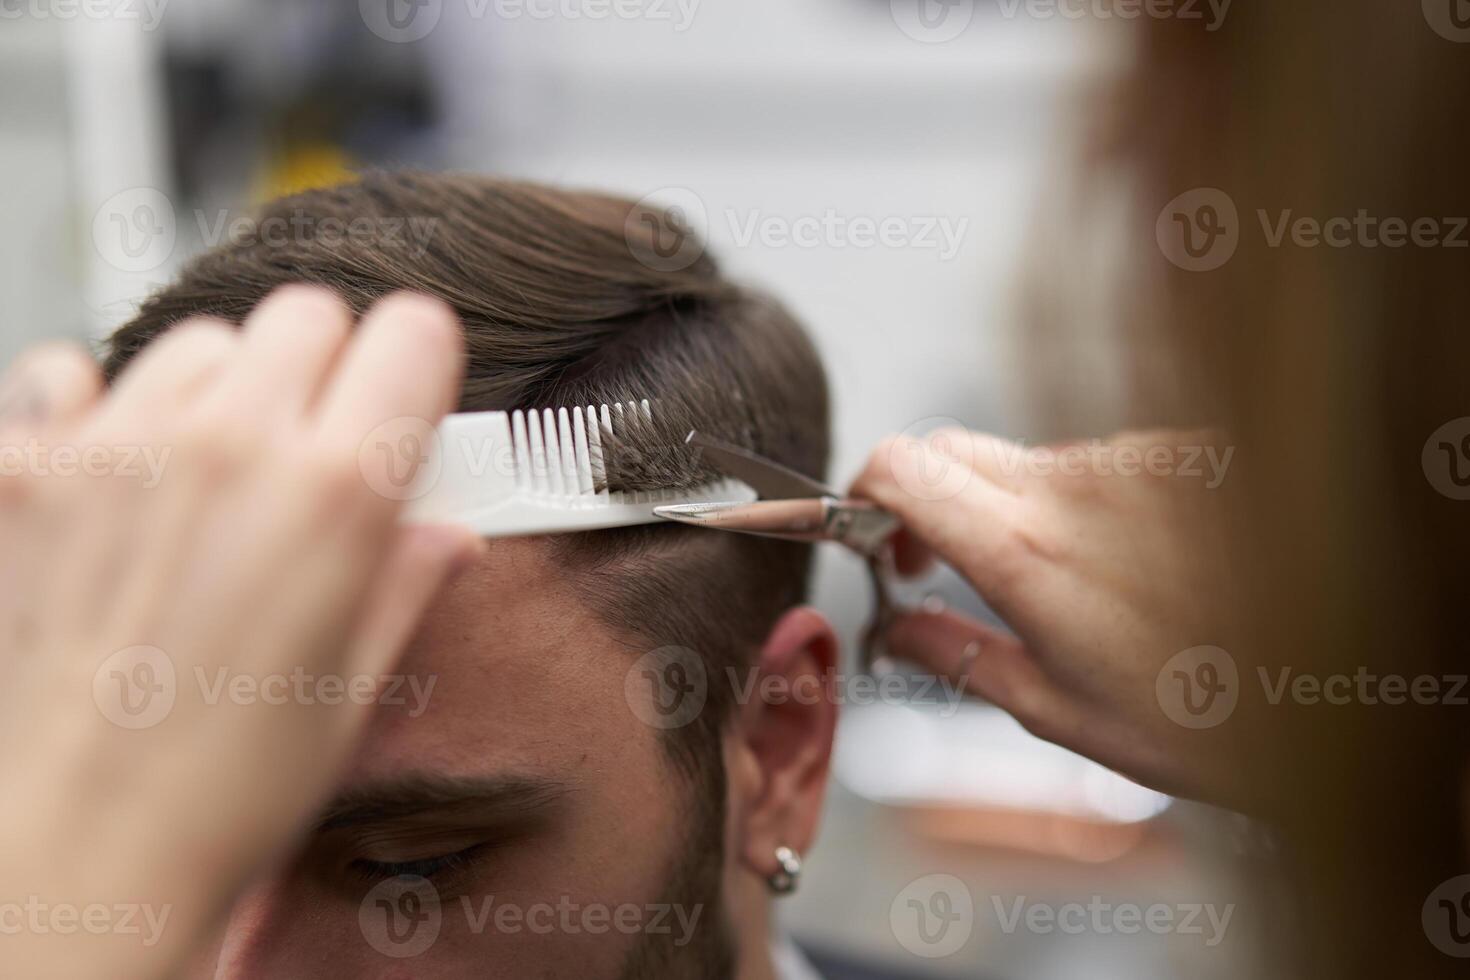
[101,318,241,425]
[923,426,1032,491]
[315,293,463,473]
[886,608,1086,746]
[218,285,353,416]
[890,526,937,578]
[0,343,103,437]
[340,524,485,679]
[853,435,1038,601]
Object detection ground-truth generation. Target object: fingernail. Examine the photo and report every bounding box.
[921,592,947,615]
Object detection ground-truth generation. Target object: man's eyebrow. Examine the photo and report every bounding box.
[314,773,568,832]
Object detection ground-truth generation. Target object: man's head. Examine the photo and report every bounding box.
[104,173,838,978]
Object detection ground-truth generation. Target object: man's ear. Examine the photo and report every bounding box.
[728,606,839,887]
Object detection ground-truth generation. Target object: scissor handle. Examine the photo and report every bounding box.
[823,498,902,555]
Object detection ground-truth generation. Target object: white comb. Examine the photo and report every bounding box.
[401,401,756,536]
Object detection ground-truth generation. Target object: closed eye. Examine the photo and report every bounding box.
[348,843,487,884]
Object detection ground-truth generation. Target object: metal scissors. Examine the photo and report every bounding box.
[653,431,902,671]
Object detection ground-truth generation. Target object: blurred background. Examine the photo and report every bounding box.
[2,1,1268,977]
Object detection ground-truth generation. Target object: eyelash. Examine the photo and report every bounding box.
[349,844,486,884]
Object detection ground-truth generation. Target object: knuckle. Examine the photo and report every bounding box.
[303,443,378,511]
[175,417,257,482]
[981,515,1052,589]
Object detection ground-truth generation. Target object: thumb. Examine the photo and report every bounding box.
[853,434,1039,606]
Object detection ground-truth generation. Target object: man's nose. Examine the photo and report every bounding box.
[182,878,294,979]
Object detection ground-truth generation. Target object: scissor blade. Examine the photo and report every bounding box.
[654,499,831,541]
[685,431,831,501]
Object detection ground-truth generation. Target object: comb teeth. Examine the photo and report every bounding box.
[510,400,680,505]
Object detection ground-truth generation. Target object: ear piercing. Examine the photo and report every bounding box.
[767,846,802,895]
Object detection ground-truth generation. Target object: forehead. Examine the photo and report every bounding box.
[345,537,659,785]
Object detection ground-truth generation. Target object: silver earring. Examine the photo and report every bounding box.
[768,846,802,895]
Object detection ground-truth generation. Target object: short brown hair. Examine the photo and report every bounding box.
[103,171,831,777]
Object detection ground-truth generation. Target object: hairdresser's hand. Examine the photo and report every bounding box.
[854,428,1248,806]
[0,287,482,980]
